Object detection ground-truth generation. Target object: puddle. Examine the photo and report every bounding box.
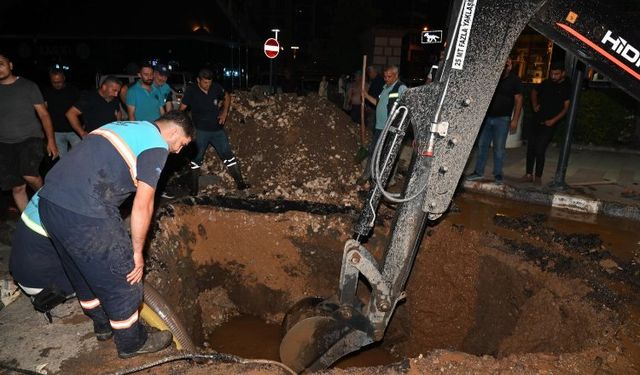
[206,315,281,361]
[452,192,640,262]
[206,315,397,368]
[334,343,398,368]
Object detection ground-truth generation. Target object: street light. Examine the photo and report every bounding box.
[291,46,300,59]
[271,28,280,40]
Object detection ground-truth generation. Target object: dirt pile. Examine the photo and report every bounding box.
[197,92,365,206]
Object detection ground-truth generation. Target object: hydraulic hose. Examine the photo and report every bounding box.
[142,283,196,352]
[371,104,429,204]
[107,353,297,375]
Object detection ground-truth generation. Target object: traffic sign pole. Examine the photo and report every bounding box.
[269,59,274,94]
[264,37,281,95]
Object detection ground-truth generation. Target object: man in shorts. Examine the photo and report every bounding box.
[0,53,58,211]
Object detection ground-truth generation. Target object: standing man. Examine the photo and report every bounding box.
[43,69,80,156]
[318,76,328,98]
[153,64,174,112]
[152,65,177,199]
[0,53,58,212]
[347,72,368,124]
[180,68,249,190]
[66,76,123,137]
[524,61,571,184]
[466,56,523,185]
[365,66,385,129]
[360,65,408,182]
[126,63,164,121]
[38,111,194,359]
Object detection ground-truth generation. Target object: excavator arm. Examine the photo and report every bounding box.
[280,0,639,372]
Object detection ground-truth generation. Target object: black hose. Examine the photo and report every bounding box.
[143,283,196,352]
[107,353,296,375]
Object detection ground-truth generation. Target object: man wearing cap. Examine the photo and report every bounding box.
[153,65,173,112]
[152,65,177,199]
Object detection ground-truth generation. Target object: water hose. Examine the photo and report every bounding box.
[107,353,297,375]
[141,283,196,352]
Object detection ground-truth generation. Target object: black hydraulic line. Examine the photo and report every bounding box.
[166,195,358,216]
[551,61,585,189]
[107,353,296,375]
[352,101,411,239]
[107,353,240,375]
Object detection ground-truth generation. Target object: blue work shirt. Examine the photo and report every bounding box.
[126,81,163,122]
[375,81,408,130]
[21,191,47,237]
[40,121,169,218]
[154,83,172,107]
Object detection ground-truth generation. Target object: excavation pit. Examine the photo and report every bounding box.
[144,198,626,373]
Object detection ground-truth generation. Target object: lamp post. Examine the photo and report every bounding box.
[291,46,299,59]
[269,28,280,94]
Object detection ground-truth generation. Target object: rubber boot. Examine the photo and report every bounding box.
[118,330,173,359]
[226,163,249,190]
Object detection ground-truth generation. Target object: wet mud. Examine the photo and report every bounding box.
[136,192,640,374]
[5,93,638,375]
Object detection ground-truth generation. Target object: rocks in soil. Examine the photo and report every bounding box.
[197,92,365,206]
[197,286,239,331]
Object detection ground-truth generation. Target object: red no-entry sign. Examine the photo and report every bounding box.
[264,38,280,59]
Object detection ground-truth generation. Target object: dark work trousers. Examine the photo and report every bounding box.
[9,219,74,295]
[350,104,362,124]
[38,198,146,354]
[193,129,234,165]
[526,122,557,177]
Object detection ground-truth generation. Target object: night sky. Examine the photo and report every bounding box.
[0,0,450,37]
[0,0,451,87]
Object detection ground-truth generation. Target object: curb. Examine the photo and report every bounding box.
[463,181,640,221]
[570,144,640,156]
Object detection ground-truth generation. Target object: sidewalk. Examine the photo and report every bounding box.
[463,143,640,221]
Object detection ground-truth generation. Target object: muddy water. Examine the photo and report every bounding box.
[206,316,281,361]
[148,195,640,373]
[207,315,397,368]
[452,192,640,262]
[199,192,640,369]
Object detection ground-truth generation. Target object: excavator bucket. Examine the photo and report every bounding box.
[281,296,325,334]
[279,297,372,373]
[280,315,350,373]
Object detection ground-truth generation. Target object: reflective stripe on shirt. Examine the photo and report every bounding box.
[91,128,138,186]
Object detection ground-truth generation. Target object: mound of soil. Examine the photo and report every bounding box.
[197,93,365,206]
